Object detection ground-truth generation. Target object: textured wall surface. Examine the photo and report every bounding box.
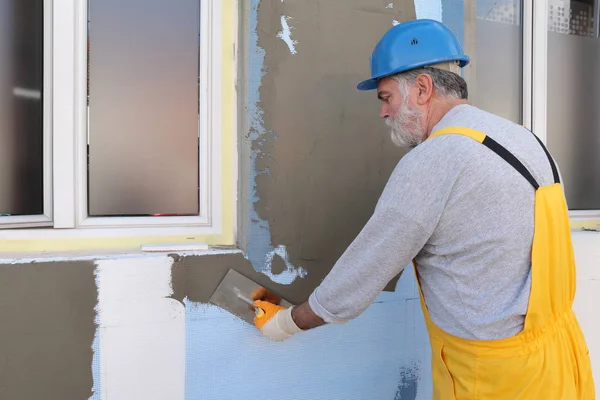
[0,236,595,400]
[0,261,96,399]
[240,0,416,299]
[182,257,432,400]
[94,253,433,400]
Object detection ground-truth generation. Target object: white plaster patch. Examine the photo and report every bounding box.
[277,15,298,54]
[392,19,400,26]
[261,244,307,284]
[95,256,185,400]
[386,2,394,9]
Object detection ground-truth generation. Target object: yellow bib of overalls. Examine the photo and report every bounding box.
[415,127,595,399]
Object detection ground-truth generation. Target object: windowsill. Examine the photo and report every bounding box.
[0,245,242,264]
[571,225,600,232]
[569,211,600,232]
[0,225,235,253]
[0,225,222,240]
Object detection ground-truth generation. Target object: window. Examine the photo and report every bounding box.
[527,0,600,225]
[546,0,600,211]
[427,0,525,123]
[0,0,226,239]
[0,1,50,229]
[87,0,200,220]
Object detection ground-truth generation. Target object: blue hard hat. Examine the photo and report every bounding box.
[357,19,469,91]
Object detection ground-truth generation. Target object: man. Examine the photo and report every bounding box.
[252,19,595,399]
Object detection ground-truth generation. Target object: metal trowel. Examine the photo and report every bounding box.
[209,269,293,325]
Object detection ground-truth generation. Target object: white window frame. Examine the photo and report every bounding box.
[522,0,533,131]
[530,0,547,142]
[529,0,600,220]
[0,0,224,238]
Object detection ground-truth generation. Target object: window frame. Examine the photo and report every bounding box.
[0,0,225,238]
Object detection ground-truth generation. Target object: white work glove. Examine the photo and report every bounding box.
[253,301,303,341]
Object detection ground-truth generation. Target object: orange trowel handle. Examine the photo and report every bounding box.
[254,307,265,318]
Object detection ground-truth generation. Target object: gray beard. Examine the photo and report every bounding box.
[385,111,425,148]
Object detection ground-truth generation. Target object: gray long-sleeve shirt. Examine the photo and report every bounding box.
[308,104,558,340]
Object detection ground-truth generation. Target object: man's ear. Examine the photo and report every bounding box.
[415,73,434,105]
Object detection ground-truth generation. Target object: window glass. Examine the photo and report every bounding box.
[0,1,44,216]
[87,0,200,217]
[547,0,600,209]
[415,0,523,123]
[475,0,523,123]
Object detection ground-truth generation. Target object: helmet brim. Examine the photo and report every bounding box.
[357,78,378,91]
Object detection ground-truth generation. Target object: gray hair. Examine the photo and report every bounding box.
[393,66,468,100]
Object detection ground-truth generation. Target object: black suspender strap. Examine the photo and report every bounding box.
[429,126,559,189]
[530,132,561,184]
[481,136,540,190]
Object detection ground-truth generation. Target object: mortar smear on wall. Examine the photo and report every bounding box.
[263,245,307,284]
[245,0,305,284]
[277,15,298,54]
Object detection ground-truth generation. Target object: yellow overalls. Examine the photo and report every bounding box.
[415,127,595,399]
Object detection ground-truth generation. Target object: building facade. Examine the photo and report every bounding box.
[0,1,598,399]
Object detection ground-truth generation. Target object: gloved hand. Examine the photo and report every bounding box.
[253,300,303,341]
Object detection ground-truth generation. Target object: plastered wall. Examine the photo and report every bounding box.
[0,232,597,399]
[0,261,96,398]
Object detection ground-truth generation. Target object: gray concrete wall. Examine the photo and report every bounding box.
[0,251,430,399]
[239,0,416,299]
[0,261,97,398]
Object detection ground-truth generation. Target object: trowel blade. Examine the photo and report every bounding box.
[208,269,292,325]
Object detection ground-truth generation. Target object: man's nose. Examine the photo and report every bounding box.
[380,105,389,119]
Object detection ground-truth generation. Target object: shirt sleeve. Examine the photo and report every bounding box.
[308,137,464,324]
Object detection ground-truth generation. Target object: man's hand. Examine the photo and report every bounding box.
[253,300,303,341]
[250,287,326,341]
